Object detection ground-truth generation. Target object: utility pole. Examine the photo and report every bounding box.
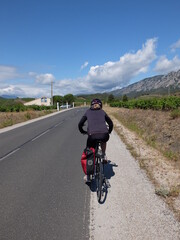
[51,79,53,106]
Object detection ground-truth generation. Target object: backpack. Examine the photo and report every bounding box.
[81,147,95,175]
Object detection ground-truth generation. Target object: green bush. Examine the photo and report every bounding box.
[26,105,55,111]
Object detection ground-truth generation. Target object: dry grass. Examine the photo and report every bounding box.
[108,107,180,163]
[104,106,180,221]
[0,110,55,129]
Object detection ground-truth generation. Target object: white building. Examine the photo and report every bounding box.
[24,97,51,106]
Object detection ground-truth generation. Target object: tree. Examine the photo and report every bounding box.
[63,94,75,104]
[108,94,115,103]
[122,94,128,102]
[53,95,63,106]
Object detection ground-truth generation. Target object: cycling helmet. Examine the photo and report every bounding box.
[91,98,102,108]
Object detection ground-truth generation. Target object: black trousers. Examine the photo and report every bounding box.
[86,133,109,149]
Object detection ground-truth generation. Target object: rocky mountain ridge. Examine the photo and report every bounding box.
[111,69,180,97]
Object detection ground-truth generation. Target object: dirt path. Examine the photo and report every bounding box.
[89,131,180,240]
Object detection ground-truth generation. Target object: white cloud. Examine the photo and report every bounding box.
[0,72,55,98]
[0,65,19,81]
[28,72,37,77]
[0,85,24,96]
[81,61,89,70]
[35,73,55,84]
[55,77,94,95]
[154,55,180,74]
[56,38,157,94]
[0,84,51,98]
[0,38,157,97]
[171,39,180,52]
[0,71,55,97]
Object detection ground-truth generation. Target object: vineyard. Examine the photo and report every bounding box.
[110,96,180,111]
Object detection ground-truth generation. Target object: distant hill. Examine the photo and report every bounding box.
[110,69,180,97]
[77,93,109,102]
[1,95,18,99]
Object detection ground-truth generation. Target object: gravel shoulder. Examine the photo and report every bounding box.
[90,131,180,240]
[105,107,180,221]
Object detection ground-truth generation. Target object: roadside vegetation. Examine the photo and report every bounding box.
[107,94,180,161]
[0,93,92,113]
[109,95,180,111]
[0,94,78,112]
[0,110,55,128]
[0,98,55,112]
[0,94,76,128]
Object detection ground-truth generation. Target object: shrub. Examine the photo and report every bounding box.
[170,109,180,119]
[3,119,13,127]
[25,112,31,120]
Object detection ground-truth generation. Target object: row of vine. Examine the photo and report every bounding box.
[110,96,180,110]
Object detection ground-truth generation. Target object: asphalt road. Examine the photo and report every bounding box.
[0,108,90,240]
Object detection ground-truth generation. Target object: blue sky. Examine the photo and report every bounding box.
[0,0,180,97]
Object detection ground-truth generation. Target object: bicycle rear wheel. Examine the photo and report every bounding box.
[96,161,103,202]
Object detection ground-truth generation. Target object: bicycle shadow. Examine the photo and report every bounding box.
[87,160,118,204]
[104,160,118,180]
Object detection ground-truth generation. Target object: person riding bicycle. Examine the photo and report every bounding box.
[78,98,113,169]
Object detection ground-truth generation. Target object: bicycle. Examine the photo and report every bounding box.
[82,129,110,203]
[93,140,108,203]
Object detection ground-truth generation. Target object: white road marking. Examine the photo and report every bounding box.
[31,129,50,142]
[0,148,20,162]
[0,121,64,162]
[54,122,63,128]
[0,108,73,134]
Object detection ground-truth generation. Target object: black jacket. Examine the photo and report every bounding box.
[78,108,113,135]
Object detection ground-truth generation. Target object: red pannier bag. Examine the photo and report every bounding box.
[81,147,95,175]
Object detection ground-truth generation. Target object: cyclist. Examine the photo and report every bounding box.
[78,98,113,181]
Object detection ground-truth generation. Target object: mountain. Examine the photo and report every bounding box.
[0,95,18,99]
[111,69,180,97]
